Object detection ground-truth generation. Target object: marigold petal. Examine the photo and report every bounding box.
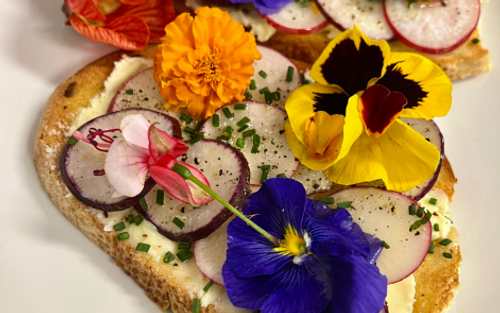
[66,0,106,22]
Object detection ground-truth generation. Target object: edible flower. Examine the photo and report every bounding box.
[222,178,388,313]
[153,7,262,118]
[63,0,176,50]
[285,26,452,192]
[103,114,211,205]
[226,0,292,15]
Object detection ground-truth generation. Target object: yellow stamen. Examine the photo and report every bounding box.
[275,226,307,256]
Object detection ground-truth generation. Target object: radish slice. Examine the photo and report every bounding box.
[384,0,480,54]
[263,2,329,35]
[199,101,300,186]
[60,109,181,212]
[248,46,302,109]
[315,0,394,40]
[135,140,251,242]
[193,218,231,285]
[293,164,334,196]
[400,118,443,200]
[328,187,432,284]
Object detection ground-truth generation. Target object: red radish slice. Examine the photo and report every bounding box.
[328,187,432,284]
[400,118,444,200]
[200,101,300,186]
[293,164,334,196]
[193,218,232,285]
[384,0,480,54]
[135,140,251,242]
[60,109,181,212]
[263,2,329,35]
[248,46,301,110]
[315,0,394,40]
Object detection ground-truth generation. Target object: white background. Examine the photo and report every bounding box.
[0,0,499,312]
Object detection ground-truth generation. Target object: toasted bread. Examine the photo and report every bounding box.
[34,45,461,313]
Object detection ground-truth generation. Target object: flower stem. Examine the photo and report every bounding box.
[172,163,278,245]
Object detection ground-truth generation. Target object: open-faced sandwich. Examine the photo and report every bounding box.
[35,6,461,313]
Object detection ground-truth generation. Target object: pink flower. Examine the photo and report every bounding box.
[104,114,211,206]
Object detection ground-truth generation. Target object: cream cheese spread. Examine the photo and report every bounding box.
[418,189,452,241]
[386,275,416,313]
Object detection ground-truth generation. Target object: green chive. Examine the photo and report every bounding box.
[67,136,78,146]
[249,80,257,90]
[244,91,252,100]
[216,136,229,143]
[184,127,197,135]
[156,190,164,205]
[234,103,247,110]
[443,252,453,259]
[136,243,150,252]
[203,281,214,292]
[128,214,134,224]
[416,207,424,218]
[260,169,269,184]
[242,129,256,138]
[237,125,249,133]
[140,197,147,211]
[433,223,440,232]
[237,117,251,128]
[407,0,416,9]
[251,145,259,154]
[113,221,126,232]
[236,138,245,149]
[222,107,232,119]
[180,113,190,121]
[428,242,435,254]
[224,126,234,136]
[320,198,334,205]
[271,138,276,145]
[337,201,352,208]
[264,91,272,104]
[192,298,201,313]
[272,91,281,101]
[410,220,422,230]
[212,114,220,127]
[260,165,271,171]
[409,204,416,215]
[472,38,480,44]
[420,210,432,224]
[286,66,294,82]
[258,70,267,79]
[276,173,286,178]
[190,136,202,145]
[253,134,261,146]
[429,198,438,205]
[177,249,193,262]
[163,251,175,263]
[445,216,454,224]
[258,86,270,94]
[117,232,130,241]
[125,89,133,95]
[439,238,452,246]
[173,217,185,230]
[134,215,144,226]
[178,242,192,250]
[382,242,390,249]
[186,118,194,125]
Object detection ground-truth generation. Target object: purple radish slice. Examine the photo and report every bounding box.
[193,218,232,286]
[263,2,329,35]
[384,0,480,54]
[60,109,181,212]
[199,101,300,186]
[135,139,251,242]
[248,46,301,109]
[400,117,443,200]
[328,187,431,284]
[293,164,334,196]
[315,0,394,40]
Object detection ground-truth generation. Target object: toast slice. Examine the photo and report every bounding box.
[34,45,461,313]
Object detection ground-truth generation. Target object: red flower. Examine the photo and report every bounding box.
[64,0,176,50]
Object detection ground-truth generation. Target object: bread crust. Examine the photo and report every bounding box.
[34,46,461,313]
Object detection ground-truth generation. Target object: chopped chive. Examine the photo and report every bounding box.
[443,252,453,259]
[195,120,205,131]
[178,242,192,250]
[128,214,134,224]
[184,127,197,135]
[177,249,193,262]
[439,238,452,246]
[410,220,422,230]
[260,166,270,183]
[113,221,126,232]
[260,165,271,171]
[445,216,454,224]
[264,91,272,104]
[237,125,249,133]
[472,38,480,44]
[429,198,438,205]
[67,136,78,146]
[222,107,233,119]
[224,126,234,136]
[258,86,270,94]
[136,242,150,252]
[242,129,256,138]
[212,114,220,127]
[382,242,390,249]
[134,215,144,226]
[251,145,259,154]
[420,210,432,224]
[234,103,247,110]
[173,217,185,230]
[125,89,133,95]
[249,80,257,90]
[320,198,334,205]
[428,242,435,254]
[193,298,201,313]
[416,207,424,218]
[216,136,229,143]
[236,138,245,149]
[117,232,130,241]
[156,190,165,205]
[433,223,440,232]
[272,91,281,101]
[203,281,214,292]
[286,66,294,82]
[237,117,251,128]
[190,136,202,145]
[253,134,261,146]
[140,197,147,211]
[186,118,194,125]
[271,138,276,145]
[258,70,267,79]
[337,201,352,208]
[163,251,175,263]
[180,113,190,121]
[244,91,253,100]
[276,173,286,178]
[409,204,416,215]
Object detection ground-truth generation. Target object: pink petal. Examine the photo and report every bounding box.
[120,114,150,149]
[148,124,189,161]
[105,138,150,197]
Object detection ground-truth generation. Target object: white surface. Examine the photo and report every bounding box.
[0,0,499,312]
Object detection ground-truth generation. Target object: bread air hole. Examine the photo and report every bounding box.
[64,82,77,98]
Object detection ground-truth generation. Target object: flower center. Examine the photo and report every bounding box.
[275,226,307,256]
[197,52,223,83]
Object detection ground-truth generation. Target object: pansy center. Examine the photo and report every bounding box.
[275,226,307,256]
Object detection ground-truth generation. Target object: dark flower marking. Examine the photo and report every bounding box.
[313,92,349,116]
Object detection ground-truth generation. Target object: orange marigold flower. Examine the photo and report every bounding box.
[153,7,262,118]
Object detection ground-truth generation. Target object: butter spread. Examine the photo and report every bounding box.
[418,189,452,241]
[386,275,416,313]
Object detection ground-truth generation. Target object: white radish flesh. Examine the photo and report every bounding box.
[293,164,334,196]
[264,2,329,35]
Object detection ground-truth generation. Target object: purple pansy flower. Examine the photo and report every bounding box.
[226,0,293,15]
[222,178,388,313]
